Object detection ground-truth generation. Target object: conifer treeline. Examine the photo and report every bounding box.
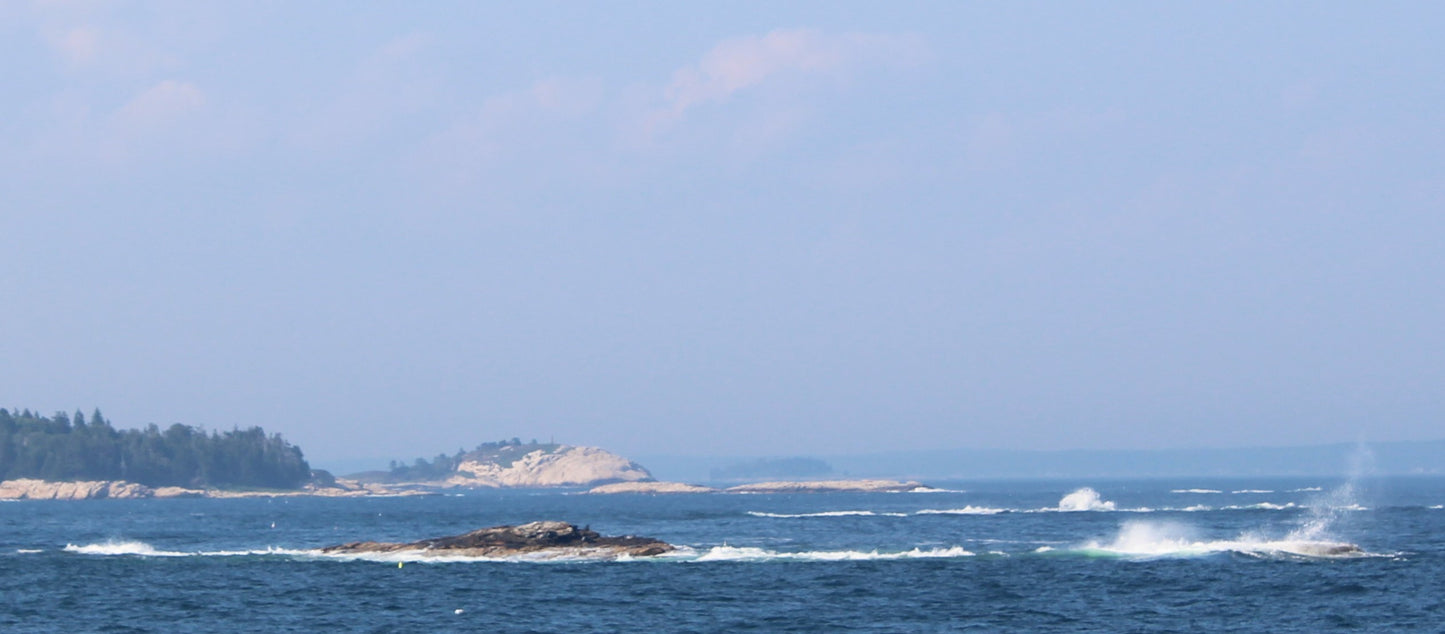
[0,409,311,489]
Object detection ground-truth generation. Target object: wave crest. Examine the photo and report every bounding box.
[691,545,975,562]
[1070,520,1368,559]
[1057,487,1116,511]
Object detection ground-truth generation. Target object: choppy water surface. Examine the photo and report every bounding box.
[3,477,1443,631]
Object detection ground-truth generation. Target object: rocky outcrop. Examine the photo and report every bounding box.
[320,521,673,559]
[445,445,653,488]
[0,479,155,500]
[725,479,925,494]
[588,481,719,494]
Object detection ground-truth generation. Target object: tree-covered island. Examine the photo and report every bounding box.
[0,408,311,489]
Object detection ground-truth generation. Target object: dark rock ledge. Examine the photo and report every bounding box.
[320,521,674,559]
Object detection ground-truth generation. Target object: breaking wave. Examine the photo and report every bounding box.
[1056,488,1116,511]
[65,541,190,557]
[1059,520,1370,559]
[746,510,908,518]
[1223,502,1299,511]
[64,541,305,558]
[916,506,1008,515]
[1172,489,1223,494]
[688,545,975,562]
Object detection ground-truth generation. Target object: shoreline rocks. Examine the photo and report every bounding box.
[0,479,155,500]
[320,521,673,559]
[0,477,424,500]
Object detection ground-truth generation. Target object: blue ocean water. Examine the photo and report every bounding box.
[2,476,1443,632]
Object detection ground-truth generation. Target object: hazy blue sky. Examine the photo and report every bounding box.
[2,2,1442,468]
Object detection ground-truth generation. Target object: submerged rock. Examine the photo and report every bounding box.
[320,521,674,559]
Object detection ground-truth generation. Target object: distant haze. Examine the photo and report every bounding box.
[2,3,1442,469]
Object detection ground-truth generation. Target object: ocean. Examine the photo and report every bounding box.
[2,476,1443,632]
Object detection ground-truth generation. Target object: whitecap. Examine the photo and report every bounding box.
[1429,505,1443,510]
[1222,502,1298,511]
[691,544,974,562]
[1171,489,1222,494]
[1232,489,1274,494]
[1289,487,1324,493]
[915,506,1007,516]
[1056,487,1116,512]
[64,541,188,557]
[15,549,43,554]
[746,510,908,519]
[306,546,657,564]
[1069,520,1369,560]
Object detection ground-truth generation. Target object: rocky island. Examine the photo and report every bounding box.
[320,521,674,559]
[367,440,655,489]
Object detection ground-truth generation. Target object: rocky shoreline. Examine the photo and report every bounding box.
[320,521,673,559]
[0,478,424,501]
[2,476,928,500]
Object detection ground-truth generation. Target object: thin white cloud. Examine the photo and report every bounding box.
[48,25,101,65]
[653,28,926,127]
[414,77,605,182]
[115,79,205,127]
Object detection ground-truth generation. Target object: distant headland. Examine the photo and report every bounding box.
[1,407,933,500]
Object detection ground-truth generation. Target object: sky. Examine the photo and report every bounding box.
[2,2,1442,469]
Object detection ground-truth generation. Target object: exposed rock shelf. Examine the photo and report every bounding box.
[0,478,420,500]
[320,521,674,559]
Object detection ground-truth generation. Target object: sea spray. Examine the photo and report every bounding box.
[1288,444,1376,543]
[1081,520,1200,557]
[1056,487,1116,511]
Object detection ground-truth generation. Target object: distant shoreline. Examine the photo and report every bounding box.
[0,478,428,501]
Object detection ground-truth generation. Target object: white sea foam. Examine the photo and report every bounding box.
[64,541,308,558]
[691,545,974,562]
[64,541,189,557]
[908,487,965,493]
[746,510,908,518]
[306,546,658,564]
[1071,520,1367,559]
[1232,489,1274,494]
[1223,502,1299,511]
[1430,505,1444,510]
[1056,487,1116,512]
[1171,489,1222,494]
[15,549,42,554]
[915,506,1008,516]
[1290,487,1324,492]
